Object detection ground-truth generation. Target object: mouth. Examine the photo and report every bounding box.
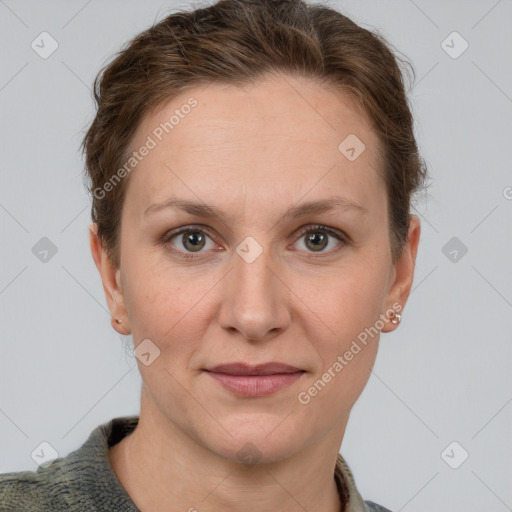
[203,362,306,397]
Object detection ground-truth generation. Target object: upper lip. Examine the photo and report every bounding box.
[204,363,304,376]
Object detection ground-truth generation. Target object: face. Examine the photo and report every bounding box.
[91,72,419,463]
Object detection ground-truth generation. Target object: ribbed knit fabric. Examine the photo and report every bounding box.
[0,416,391,511]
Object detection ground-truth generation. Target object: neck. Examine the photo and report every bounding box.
[109,390,346,512]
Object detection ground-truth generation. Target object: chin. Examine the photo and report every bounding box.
[198,413,309,465]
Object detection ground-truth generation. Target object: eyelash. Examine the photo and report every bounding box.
[161,224,348,260]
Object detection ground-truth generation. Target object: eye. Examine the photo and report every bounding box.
[293,224,346,255]
[162,226,217,259]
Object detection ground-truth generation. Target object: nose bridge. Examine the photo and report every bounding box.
[236,240,274,299]
[219,236,289,340]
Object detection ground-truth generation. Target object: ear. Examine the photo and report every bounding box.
[89,223,131,335]
[381,214,421,333]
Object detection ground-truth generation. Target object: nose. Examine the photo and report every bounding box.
[218,241,291,342]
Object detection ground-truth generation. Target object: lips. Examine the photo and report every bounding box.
[205,362,303,376]
[204,362,305,397]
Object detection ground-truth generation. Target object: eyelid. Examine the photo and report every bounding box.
[294,224,346,241]
[161,224,217,244]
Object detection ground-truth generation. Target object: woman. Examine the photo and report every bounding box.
[0,0,426,510]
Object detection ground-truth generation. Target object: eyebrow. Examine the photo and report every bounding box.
[143,195,367,225]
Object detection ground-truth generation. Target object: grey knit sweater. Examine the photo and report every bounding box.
[0,416,391,511]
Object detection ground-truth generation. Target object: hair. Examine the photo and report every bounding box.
[81,0,428,268]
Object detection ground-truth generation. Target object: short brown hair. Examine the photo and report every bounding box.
[81,0,428,267]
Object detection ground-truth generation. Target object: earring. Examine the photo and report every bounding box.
[390,313,402,325]
[115,318,122,324]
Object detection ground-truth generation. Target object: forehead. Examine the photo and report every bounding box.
[124,73,384,216]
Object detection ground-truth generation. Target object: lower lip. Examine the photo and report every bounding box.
[205,371,305,397]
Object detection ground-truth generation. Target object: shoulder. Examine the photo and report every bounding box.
[0,415,139,512]
[364,500,393,512]
[0,458,73,511]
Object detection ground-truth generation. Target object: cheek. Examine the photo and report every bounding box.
[292,257,388,408]
[297,256,389,351]
[122,254,217,356]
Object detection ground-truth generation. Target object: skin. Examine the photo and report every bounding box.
[90,71,420,512]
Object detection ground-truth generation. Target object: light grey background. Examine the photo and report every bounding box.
[1,1,511,511]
